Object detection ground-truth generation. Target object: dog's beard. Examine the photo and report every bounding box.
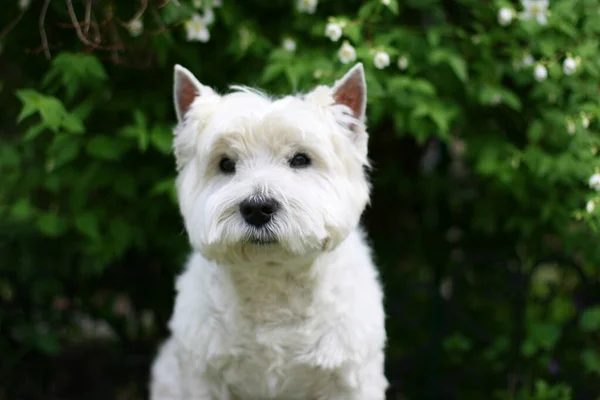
[194,213,332,264]
[243,227,278,246]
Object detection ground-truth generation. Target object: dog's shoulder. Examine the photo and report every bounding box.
[167,253,236,367]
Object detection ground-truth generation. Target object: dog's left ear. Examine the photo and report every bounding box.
[332,63,367,125]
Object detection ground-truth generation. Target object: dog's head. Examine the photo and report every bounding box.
[172,64,371,264]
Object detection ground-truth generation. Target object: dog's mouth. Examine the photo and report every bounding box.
[248,236,278,246]
[245,229,278,246]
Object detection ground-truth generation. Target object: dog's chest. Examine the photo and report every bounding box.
[210,321,332,399]
[208,269,333,399]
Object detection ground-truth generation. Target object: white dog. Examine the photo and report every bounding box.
[149,62,388,400]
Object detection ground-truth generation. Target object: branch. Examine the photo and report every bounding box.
[65,0,94,46]
[130,0,148,22]
[89,11,101,43]
[83,0,92,34]
[147,2,170,36]
[39,0,52,59]
[0,9,26,40]
[108,17,122,64]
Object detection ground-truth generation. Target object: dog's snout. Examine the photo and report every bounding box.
[239,198,279,227]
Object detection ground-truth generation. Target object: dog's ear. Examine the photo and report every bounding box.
[174,65,214,123]
[332,63,367,123]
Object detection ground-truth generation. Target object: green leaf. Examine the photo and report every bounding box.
[443,332,472,352]
[150,178,177,203]
[62,114,85,134]
[23,123,47,141]
[16,90,42,122]
[528,322,561,351]
[581,349,600,374]
[429,49,468,82]
[43,52,107,98]
[74,212,100,239]
[15,89,69,133]
[49,135,80,168]
[261,63,286,84]
[150,125,173,154]
[35,332,61,355]
[580,306,600,332]
[38,97,67,133]
[528,120,544,143]
[109,219,133,256]
[86,135,125,161]
[0,145,20,167]
[115,174,136,199]
[345,23,363,43]
[36,213,67,237]
[120,110,149,152]
[447,55,468,83]
[386,0,400,15]
[358,1,378,18]
[10,199,35,220]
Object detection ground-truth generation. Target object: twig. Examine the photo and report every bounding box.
[0,9,26,40]
[108,18,122,64]
[40,0,52,59]
[147,2,170,36]
[130,0,148,22]
[90,11,101,43]
[66,0,94,45]
[83,0,92,34]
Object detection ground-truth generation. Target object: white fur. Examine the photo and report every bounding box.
[150,64,388,399]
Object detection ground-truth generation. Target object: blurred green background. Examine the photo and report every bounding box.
[1,0,600,399]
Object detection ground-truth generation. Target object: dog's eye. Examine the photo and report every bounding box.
[219,157,236,174]
[289,153,311,168]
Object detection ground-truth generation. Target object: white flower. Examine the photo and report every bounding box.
[397,56,409,70]
[18,0,30,9]
[185,14,210,42]
[381,0,391,5]
[587,200,595,213]
[128,19,143,37]
[521,0,549,25]
[582,115,590,128]
[589,173,600,191]
[534,64,548,81]
[203,8,215,24]
[374,51,390,69]
[522,53,535,67]
[567,120,576,135]
[338,42,357,64]
[213,0,223,6]
[563,57,577,75]
[498,8,514,26]
[282,38,296,52]
[297,0,317,14]
[325,23,342,42]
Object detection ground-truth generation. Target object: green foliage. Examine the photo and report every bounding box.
[1,0,600,398]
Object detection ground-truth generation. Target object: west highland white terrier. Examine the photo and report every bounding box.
[149,63,388,400]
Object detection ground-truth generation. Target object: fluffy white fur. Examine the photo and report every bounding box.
[150,63,388,400]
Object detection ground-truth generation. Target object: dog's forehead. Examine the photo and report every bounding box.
[200,91,337,148]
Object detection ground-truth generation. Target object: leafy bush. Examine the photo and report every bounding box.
[1,0,600,399]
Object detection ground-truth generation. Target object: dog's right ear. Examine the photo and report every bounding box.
[173,65,214,123]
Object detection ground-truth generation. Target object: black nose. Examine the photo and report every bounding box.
[239,198,279,227]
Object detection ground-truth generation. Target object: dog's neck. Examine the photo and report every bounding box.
[219,251,328,323]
